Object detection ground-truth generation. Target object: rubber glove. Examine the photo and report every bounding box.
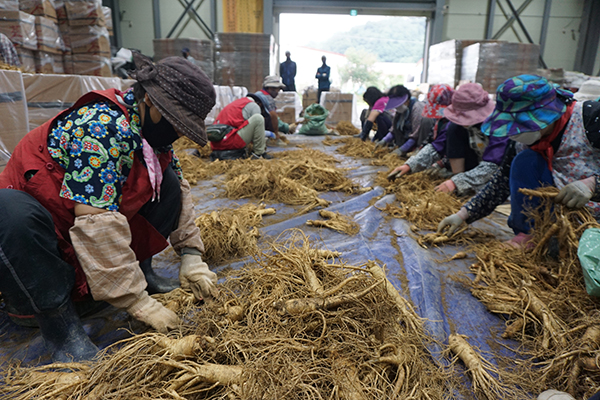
[434,179,457,193]
[381,131,393,144]
[265,130,276,139]
[126,293,179,333]
[180,250,219,301]
[399,137,416,154]
[437,208,468,235]
[554,177,595,209]
[387,164,411,181]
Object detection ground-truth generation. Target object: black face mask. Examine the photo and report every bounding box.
[142,105,179,148]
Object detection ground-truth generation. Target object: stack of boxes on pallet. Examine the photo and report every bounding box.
[153,38,215,82]
[214,32,277,93]
[427,39,540,92]
[59,0,111,76]
[0,0,112,76]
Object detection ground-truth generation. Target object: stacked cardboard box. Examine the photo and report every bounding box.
[274,91,301,124]
[23,73,121,129]
[34,15,64,73]
[460,42,540,93]
[20,0,56,20]
[427,39,486,88]
[58,0,110,76]
[322,92,355,126]
[214,33,275,92]
[0,69,30,172]
[153,38,214,82]
[302,87,318,109]
[0,10,37,50]
[101,5,111,36]
[0,0,19,11]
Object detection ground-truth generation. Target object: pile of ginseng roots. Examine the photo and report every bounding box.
[381,169,496,247]
[2,231,479,400]
[462,187,600,399]
[174,140,369,214]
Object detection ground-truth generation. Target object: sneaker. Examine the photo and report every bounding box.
[251,152,273,160]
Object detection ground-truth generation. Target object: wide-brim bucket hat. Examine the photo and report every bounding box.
[481,74,574,137]
[263,75,287,88]
[443,82,495,126]
[131,51,216,146]
[422,84,454,118]
[574,79,600,101]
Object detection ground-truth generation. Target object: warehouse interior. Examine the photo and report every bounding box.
[2,0,600,399]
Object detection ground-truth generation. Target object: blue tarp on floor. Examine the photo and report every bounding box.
[0,134,519,382]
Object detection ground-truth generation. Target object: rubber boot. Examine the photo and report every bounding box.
[34,300,99,363]
[139,258,180,295]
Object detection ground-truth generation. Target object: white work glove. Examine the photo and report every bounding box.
[179,250,219,301]
[437,208,468,236]
[126,292,179,333]
[554,178,595,209]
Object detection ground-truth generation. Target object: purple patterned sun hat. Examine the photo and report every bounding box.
[481,74,574,137]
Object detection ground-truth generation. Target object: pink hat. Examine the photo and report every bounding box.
[443,83,495,126]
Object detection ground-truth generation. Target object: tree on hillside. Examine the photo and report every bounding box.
[314,17,426,63]
[339,48,381,93]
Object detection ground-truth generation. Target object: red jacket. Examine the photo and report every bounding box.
[0,89,171,300]
[210,97,252,151]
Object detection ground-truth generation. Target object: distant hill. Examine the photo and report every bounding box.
[310,17,426,63]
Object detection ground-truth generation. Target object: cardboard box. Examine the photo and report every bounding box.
[426,40,504,88]
[54,0,66,19]
[62,52,73,73]
[0,10,37,50]
[322,92,355,126]
[34,49,54,73]
[276,107,296,124]
[460,42,540,93]
[0,0,18,11]
[153,38,214,82]
[0,69,30,163]
[69,25,109,54]
[23,73,81,128]
[65,0,104,26]
[20,0,57,21]
[214,33,275,93]
[35,15,63,53]
[302,87,318,109]
[102,5,111,35]
[16,47,35,72]
[23,73,122,129]
[275,91,301,122]
[72,52,111,76]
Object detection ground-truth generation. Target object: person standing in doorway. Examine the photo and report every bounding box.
[280,51,297,92]
[316,55,331,104]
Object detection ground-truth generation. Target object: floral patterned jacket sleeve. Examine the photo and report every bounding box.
[463,141,517,224]
[405,144,442,173]
[47,91,143,211]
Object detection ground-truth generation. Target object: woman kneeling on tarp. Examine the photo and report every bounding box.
[438,74,600,248]
[388,82,510,197]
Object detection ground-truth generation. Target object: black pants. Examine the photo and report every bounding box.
[0,165,182,315]
[372,113,393,142]
[317,88,329,104]
[445,124,480,172]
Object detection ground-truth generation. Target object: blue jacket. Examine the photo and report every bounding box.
[316,65,331,90]
[280,60,296,91]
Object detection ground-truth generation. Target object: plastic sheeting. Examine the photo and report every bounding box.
[0,135,521,395]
